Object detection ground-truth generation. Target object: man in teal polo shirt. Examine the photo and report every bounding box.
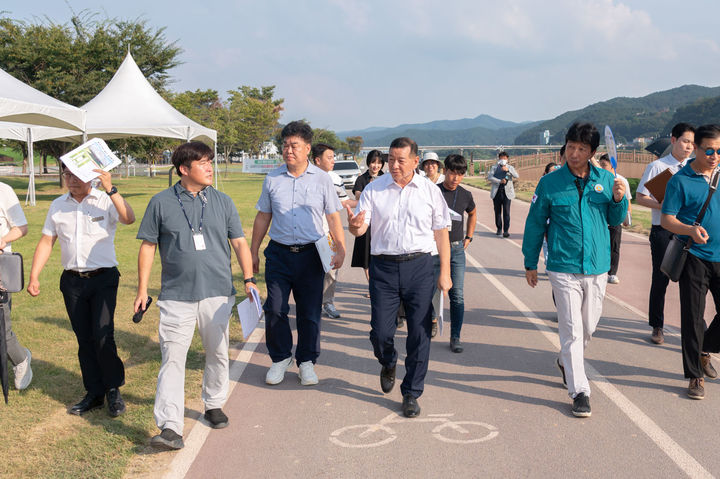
[661,124,720,400]
[523,122,627,418]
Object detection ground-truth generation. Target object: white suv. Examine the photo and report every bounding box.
[333,160,362,187]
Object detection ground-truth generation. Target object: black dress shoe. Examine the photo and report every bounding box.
[380,365,396,393]
[106,388,126,417]
[69,393,104,416]
[402,394,421,418]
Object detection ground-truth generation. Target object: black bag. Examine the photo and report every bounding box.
[661,169,719,282]
[0,252,23,293]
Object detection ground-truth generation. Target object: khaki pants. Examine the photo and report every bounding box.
[548,272,607,399]
[154,295,234,435]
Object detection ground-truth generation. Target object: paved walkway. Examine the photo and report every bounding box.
[164,186,718,478]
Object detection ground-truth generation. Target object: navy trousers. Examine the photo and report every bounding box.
[369,253,434,399]
[263,241,325,365]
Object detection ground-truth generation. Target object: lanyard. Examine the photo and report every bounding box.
[174,184,206,234]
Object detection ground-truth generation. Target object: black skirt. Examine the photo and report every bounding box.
[351,229,372,269]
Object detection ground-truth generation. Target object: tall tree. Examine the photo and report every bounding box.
[229,86,284,156]
[346,136,363,157]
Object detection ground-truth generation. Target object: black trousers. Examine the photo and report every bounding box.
[369,253,433,399]
[608,225,623,276]
[648,225,673,328]
[493,188,511,233]
[263,241,324,365]
[59,267,125,396]
[679,253,720,378]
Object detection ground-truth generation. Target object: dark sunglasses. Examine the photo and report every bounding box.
[704,148,720,156]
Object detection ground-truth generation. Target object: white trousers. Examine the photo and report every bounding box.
[547,272,607,398]
[154,295,235,435]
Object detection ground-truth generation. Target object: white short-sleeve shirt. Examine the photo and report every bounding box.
[357,173,450,255]
[42,188,120,271]
[636,154,688,225]
[0,182,28,253]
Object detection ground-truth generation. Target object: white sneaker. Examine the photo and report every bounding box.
[265,357,293,385]
[607,275,620,284]
[322,303,341,319]
[14,348,32,390]
[298,361,319,386]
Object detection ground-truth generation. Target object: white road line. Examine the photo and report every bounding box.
[163,320,266,479]
[464,251,713,478]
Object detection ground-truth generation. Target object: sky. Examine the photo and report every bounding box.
[4,0,720,132]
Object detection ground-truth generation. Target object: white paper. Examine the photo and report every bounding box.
[315,235,335,273]
[437,293,444,337]
[60,138,122,183]
[449,209,463,222]
[237,288,263,340]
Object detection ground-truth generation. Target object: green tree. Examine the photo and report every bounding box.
[229,86,284,156]
[313,129,349,152]
[0,11,182,178]
[346,136,363,156]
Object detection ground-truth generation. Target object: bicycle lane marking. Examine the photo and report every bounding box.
[162,319,266,479]
[463,248,713,479]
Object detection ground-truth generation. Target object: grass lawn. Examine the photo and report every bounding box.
[462,176,651,235]
[0,172,266,478]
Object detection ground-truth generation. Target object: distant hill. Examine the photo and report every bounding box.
[663,95,720,133]
[339,114,533,145]
[514,85,720,145]
[362,121,542,147]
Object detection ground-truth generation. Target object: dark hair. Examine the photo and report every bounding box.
[693,124,720,146]
[565,122,600,151]
[172,141,214,176]
[389,137,418,157]
[671,122,696,139]
[559,145,566,157]
[597,153,611,167]
[366,149,386,167]
[498,151,509,159]
[311,143,334,161]
[543,162,557,175]
[444,154,467,174]
[281,121,313,143]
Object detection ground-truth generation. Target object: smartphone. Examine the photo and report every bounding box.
[132,296,153,323]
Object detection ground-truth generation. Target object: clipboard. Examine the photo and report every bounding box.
[643,168,673,203]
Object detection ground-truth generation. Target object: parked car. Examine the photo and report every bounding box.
[333,160,362,187]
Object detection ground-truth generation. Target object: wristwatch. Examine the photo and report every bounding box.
[464,236,473,242]
[244,277,256,284]
[107,186,118,196]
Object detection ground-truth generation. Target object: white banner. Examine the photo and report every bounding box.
[242,157,283,174]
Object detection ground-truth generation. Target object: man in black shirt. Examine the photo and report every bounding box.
[433,154,477,352]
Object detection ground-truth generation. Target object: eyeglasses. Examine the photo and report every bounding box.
[704,148,720,156]
[61,171,80,180]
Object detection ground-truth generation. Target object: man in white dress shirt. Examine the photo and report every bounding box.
[636,123,695,345]
[28,166,135,417]
[348,137,451,418]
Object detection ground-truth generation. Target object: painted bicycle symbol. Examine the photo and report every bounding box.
[329,412,499,448]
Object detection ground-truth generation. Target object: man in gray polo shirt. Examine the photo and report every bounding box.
[135,141,257,451]
[251,121,345,386]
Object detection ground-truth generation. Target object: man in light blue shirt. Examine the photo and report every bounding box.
[251,121,345,386]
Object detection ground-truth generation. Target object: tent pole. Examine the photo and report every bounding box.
[25,128,36,206]
[214,142,218,190]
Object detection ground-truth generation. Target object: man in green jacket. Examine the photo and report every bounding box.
[522,122,627,418]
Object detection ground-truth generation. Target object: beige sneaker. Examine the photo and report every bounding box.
[688,377,705,400]
[13,348,32,390]
[651,327,664,345]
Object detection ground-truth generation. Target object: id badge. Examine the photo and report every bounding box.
[193,233,207,251]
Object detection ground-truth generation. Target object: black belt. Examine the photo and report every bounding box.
[373,252,429,262]
[65,267,115,278]
[270,240,314,253]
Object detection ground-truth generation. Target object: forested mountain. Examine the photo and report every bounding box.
[663,95,720,133]
[362,121,541,147]
[514,85,720,145]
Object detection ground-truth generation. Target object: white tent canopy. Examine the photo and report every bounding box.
[44,52,216,144]
[0,67,86,131]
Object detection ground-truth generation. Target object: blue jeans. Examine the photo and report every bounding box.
[433,243,467,339]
